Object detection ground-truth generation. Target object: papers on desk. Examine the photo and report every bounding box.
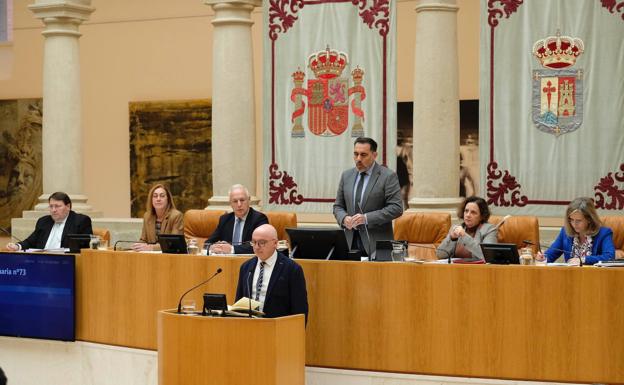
[25,248,69,253]
[594,260,624,267]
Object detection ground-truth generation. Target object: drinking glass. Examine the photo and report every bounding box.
[89,235,101,250]
[181,299,196,314]
[98,239,109,250]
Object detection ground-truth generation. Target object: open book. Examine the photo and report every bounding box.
[228,297,265,317]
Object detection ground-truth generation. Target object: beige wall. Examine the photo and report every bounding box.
[0,0,479,218]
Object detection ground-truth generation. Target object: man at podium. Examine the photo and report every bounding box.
[235,224,308,322]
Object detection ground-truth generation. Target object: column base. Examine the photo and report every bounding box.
[407,197,464,218]
[33,193,101,217]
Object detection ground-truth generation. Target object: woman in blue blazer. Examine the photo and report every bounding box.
[538,197,615,265]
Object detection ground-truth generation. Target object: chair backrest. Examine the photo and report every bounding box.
[393,212,451,260]
[489,215,540,253]
[92,227,111,243]
[183,209,226,246]
[600,216,624,259]
[266,211,297,242]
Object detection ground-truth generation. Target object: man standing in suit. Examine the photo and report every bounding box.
[206,184,269,254]
[6,192,93,251]
[333,137,403,259]
[235,224,308,322]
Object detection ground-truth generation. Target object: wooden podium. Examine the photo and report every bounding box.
[157,311,305,385]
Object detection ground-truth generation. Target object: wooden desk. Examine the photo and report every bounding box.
[76,250,624,383]
[158,311,305,385]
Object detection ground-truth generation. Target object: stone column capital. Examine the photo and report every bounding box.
[204,0,261,8]
[29,1,95,22]
[415,0,458,13]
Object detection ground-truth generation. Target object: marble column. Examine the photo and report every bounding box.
[28,0,95,213]
[204,0,261,208]
[409,0,463,213]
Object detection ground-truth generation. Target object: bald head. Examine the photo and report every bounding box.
[252,224,278,260]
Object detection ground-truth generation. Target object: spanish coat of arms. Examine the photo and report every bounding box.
[290,46,366,137]
[532,32,584,136]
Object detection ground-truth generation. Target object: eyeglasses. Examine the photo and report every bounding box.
[568,218,587,225]
[250,239,275,248]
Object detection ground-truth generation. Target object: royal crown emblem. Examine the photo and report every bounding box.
[531,31,584,136]
[290,46,366,137]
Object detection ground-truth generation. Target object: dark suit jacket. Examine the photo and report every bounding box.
[205,207,269,254]
[235,252,308,323]
[19,211,93,250]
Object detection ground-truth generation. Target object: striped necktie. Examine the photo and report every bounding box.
[255,261,265,301]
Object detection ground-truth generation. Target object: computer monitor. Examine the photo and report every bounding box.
[480,243,519,264]
[285,227,353,260]
[0,252,76,341]
[158,234,188,254]
[66,233,92,253]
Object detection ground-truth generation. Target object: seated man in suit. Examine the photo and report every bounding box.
[6,191,93,251]
[206,184,269,254]
[235,224,308,322]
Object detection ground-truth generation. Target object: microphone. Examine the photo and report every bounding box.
[176,267,223,313]
[0,226,23,244]
[356,202,374,260]
[113,240,148,251]
[247,270,253,318]
[408,243,453,262]
[522,240,576,265]
[481,214,512,239]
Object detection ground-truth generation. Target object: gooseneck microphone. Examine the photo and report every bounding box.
[177,268,223,313]
[356,203,373,260]
[408,243,453,262]
[0,227,23,244]
[113,240,150,251]
[522,240,576,265]
[247,270,253,318]
[481,214,512,239]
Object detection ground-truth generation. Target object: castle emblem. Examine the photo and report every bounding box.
[290,46,366,137]
[532,32,584,136]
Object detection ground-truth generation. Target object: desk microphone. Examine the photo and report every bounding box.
[247,270,253,318]
[113,240,150,251]
[0,226,23,244]
[481,214,512,239]
[177,267,223,313]
[356,202,373,260]
[407,243,453,263]
[522,240,576,265]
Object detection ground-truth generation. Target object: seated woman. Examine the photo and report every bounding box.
[537,197,615,265]
[132,184,184,251]
[436,196,497,261]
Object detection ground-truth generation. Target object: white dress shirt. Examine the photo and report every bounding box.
[251,251,277,311]
[44,216,68,250]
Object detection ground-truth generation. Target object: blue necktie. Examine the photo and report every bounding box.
[233,218,242,245]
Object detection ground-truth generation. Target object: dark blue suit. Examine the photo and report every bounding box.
[205,207,269,254]
[18,211,93,250]
[235,252,308,323]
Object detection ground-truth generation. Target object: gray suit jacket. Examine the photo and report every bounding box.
[436,222,498,260]
[333,162,403,258]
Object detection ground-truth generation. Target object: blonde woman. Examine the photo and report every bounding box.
[537,197,615,265]
[132,184,184,251]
